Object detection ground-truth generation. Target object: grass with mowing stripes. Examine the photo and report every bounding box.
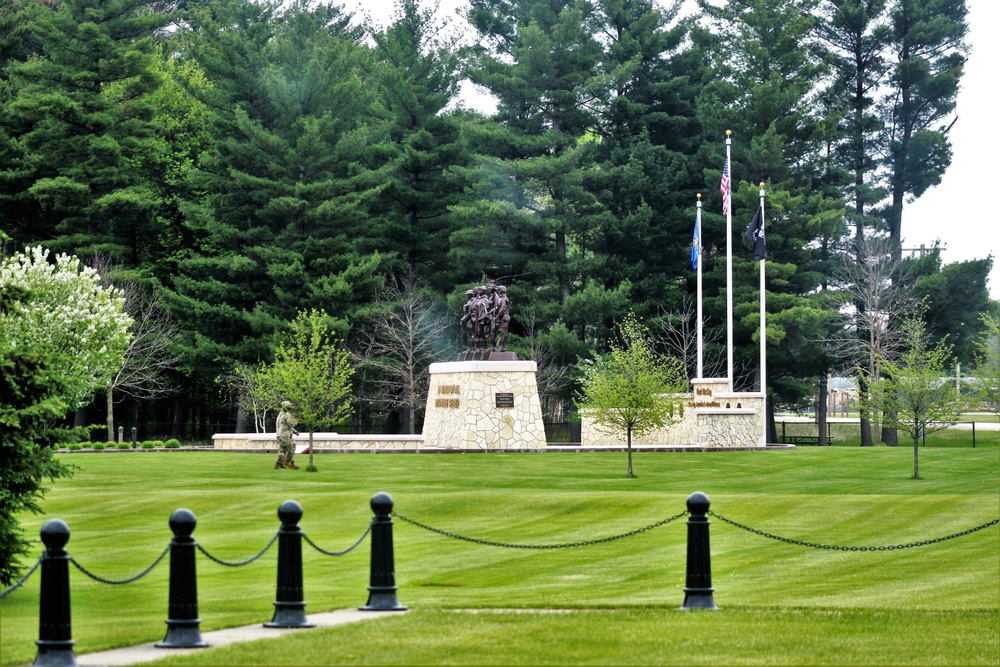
[146,608,1000,667]
[1,448,997,666]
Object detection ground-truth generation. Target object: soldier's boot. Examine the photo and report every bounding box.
[284,461,300,470]
[274,461,284,470]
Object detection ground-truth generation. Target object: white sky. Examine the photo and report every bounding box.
[355,0,999,299]
[904,0,998,298]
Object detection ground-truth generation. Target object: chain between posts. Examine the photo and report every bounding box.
[710,511,1000,551]
[70,545,171,585]
[392,510,690,549]
[302,520,373,556]
[0,557,42,600]
[197,532,280,567]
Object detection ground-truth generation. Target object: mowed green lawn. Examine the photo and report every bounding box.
[1,448,998,666]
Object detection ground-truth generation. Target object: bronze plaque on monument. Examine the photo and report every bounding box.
[494,392,515,408]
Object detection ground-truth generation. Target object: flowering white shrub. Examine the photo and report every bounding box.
[0,246,133,409]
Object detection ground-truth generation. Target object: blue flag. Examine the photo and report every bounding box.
[691,214,701,270]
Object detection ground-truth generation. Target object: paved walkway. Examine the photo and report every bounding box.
[74,609,404,666]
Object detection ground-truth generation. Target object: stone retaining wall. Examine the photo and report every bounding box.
[580,379,766,448]
[212,433,426,451]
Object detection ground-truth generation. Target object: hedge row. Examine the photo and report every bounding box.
[60,439,182,450]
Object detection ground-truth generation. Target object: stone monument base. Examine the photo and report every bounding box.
[422,360,546,450]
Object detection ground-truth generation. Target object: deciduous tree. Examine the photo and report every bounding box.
[0,286,73,586]
[831,234,914,445]
[872,314,968,478]
[352,271,452,434]
[266,309,354,471]
[100,278,179,442]
[0,247,132,584]
[575,313,688,477]
[0,246,132,410]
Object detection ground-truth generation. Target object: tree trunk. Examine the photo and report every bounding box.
[818,373,828,446]
[858,374,873,447]
[171,400,181,439]
[406,382,416,435]
[912,435,920,479]
[882,423,899,447]
[626,426,634,478]
[556,228,570,305]
[106,386,115,442]
[308,431,315,470]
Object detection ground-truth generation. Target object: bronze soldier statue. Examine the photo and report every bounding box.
[460,289,477,351]
[492,285,510,351]
[460,282,512,354]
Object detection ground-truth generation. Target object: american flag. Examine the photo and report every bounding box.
[720,157,730,216]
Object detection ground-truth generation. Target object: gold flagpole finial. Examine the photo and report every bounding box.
[726,130,732,138]
[760,181,765,188]
[697,193,702,200]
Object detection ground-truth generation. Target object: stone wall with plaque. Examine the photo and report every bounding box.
[580,378,767,448]
[422,360,546,450]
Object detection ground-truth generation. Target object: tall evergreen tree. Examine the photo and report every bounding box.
[585,0,704,330]
[694,0,844,414]
[363,0,470,295]
[911,254,992,366]
[0,0,175,262]
[817,0,891,244]
[460,0,608,334]
[882,0,967,261]
[166,0,385,399]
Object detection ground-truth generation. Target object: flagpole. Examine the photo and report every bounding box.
[725,131,733,391]
[758,181,767,447]
[696,194,703,379]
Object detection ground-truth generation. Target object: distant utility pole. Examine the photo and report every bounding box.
[901,243,946,259]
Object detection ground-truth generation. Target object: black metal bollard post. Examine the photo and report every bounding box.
[680,491,718,610]
[156,509,209,648]
[34,519,77,667]
[265,500,314,628]
[131,427,137,449]
[359,492,407,611]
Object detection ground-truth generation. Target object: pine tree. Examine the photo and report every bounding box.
[1,0,175,262]
[586,0,705,330]
[459,0,606,328]
[363,0,470,295]
[694,0,845,419]
[817,0,891,243]
[883,0,967,261]
[165,0,385,397]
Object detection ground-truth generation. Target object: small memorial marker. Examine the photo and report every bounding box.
[495,392,515,408]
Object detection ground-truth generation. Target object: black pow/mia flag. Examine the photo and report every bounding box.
[745,205,765,261]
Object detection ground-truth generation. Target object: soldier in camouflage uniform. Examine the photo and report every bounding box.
[274,400,300,470]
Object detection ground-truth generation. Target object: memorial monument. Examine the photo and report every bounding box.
[423,282,546,449]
